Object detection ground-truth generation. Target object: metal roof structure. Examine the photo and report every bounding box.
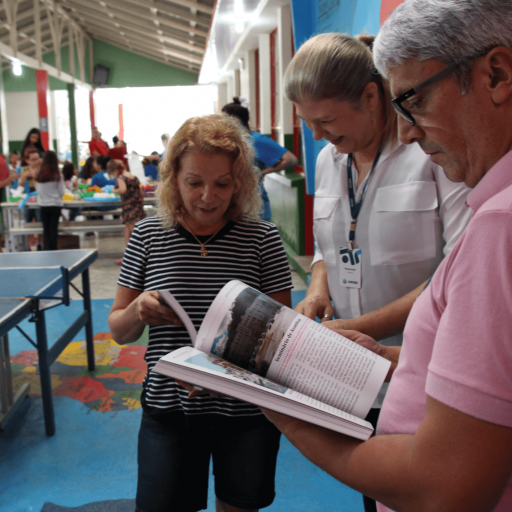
[0,0,213,78]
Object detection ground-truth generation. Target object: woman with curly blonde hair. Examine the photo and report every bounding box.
[109,114,293,512]
[158,113,262,228]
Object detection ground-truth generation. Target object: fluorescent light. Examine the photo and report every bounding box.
[12,61,22,76]
[235,20,244,33]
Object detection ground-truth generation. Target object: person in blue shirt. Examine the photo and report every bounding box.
[91,155,116,188]
[222,97,298,221]
[143,153,160,181]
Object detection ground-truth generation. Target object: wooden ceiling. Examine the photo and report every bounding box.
[0,0,214,76]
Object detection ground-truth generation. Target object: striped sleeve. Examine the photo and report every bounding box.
[259,224,293,295]
[117,222,147,291]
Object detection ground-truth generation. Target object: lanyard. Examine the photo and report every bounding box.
[346,147,382,251]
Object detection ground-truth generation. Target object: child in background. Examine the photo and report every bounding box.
[36,151,65,251]
[62,161,78,191]
[108,159,146,265]
[0,154,18,251]
[62,161,81,221]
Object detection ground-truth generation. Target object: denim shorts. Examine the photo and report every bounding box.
[135,413,281,512]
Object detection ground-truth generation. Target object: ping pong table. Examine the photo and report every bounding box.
[0,249,98,436]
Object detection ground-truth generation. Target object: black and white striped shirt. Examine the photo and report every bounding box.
[118,216,293,426]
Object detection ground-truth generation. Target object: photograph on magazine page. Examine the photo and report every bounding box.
[209,285,298,376]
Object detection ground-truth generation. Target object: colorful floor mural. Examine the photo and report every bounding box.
[11,331,148,413]
[0,296,364,512]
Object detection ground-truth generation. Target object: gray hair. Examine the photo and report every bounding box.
[374,0,512,92]
[284,32,396,143]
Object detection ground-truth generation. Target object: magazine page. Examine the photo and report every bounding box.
[159,290,197,346]
[196,280,300,374]
[154,347,373,439]
[195,280,389,419]
[265,316,390,418]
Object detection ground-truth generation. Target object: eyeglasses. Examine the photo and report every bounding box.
[391,62,458,125]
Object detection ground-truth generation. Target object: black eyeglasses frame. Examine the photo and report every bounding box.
[391,62,459,125]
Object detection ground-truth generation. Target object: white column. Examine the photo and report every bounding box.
[247,50,257,131]
[0,56,9,156]
[233,69,241,97]
[217,82,228,113]
[258,33,271,136]
[226,73,235,104]
[278,5,293,147]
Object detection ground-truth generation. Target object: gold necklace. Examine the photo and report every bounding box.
[181,219,223,257]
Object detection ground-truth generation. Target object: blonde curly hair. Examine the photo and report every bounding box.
[157,114,262,229]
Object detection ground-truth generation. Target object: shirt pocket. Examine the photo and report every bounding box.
[313,196,340,266]
[369,181,438,266]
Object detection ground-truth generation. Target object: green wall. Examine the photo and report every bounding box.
[92,40,198,88]
[2,39,198,92]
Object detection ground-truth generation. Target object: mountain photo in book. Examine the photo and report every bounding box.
[155,281,390,440]
[208,285,298,377]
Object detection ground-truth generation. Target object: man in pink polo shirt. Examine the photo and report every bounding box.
[262,1,512,511]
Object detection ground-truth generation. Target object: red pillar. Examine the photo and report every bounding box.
[89,90,95,128]
[118,104,124,141]
[35,70,50,151]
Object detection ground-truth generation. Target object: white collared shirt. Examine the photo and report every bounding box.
[312,140,471,345]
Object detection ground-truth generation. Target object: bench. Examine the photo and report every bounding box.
[8,220,128,251]
[9,220,126,236]
[1,198,157,252]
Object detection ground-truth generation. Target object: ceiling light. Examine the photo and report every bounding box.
[12,61,22,76]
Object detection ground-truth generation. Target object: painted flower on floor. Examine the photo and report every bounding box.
[10,332,148,412]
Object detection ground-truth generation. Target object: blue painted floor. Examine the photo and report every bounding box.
[0,293,364,512]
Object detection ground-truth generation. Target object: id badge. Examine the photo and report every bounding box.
[339,247,362,289]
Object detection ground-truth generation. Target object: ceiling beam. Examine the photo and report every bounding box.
[1,0,89,64]
[89,28,201,70]
[44,0,65,72]
[3,0,20,56]
[4,2,45,27]
[64,0,207,39]
[67,4,204,55]
[16,26,53,52]
[86,21,202,66]
[16,33,69,57]
[0,38,91,87]
[75,10,203,64]
[124,0,213,18]
[65,0,206,45]
[34,0,42,65]
[90,31,199,74]
[147,1,211,29]
[0,12,50,40]
[1,22,52,49]
[73,0,211,29]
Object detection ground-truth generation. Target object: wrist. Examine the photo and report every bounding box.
[305,291,330,302]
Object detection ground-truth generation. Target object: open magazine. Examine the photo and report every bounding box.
[154,280,390,440]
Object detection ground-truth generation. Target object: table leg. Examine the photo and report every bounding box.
[82,268,95,372]
[3,335,13,405]
[0,336,8,414]
[35,307,55,436]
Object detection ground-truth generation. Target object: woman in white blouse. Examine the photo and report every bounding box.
[285,33,471,512]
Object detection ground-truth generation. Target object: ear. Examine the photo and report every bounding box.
[480,47,512,105]
[361,81,380,112]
